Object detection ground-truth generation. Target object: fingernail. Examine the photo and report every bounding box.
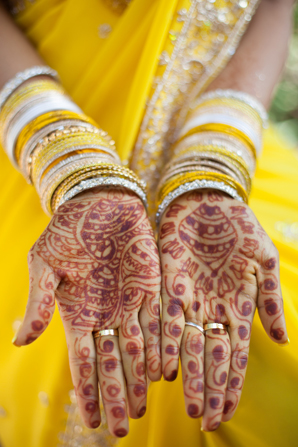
[12,334,20,346]
[278,338,290,347]
[201,427,205,432]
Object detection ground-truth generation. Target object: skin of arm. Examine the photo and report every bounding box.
[206,0,296,108]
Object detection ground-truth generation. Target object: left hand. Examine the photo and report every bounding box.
[159,189,288,431]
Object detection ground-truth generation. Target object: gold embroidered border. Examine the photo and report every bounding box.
[130,0,260,221]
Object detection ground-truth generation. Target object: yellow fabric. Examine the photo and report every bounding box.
[0,1,297,446]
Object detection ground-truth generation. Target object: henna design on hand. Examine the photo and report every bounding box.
[17,187,161,437]
[159,189,288,431]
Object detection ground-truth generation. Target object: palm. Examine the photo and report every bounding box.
[159,189,287,431]
[17,188,161,436]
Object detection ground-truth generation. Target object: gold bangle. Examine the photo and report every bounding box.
[191,98,263,127]
[51,168,145,212]
[176,123,257,159]
[15,111,100,163]
[170,145,250,175]
[31,132,116,185]
[166,149,252,193]
[0,81,63,125]
[158,171,248,204]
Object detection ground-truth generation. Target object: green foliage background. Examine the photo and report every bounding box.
[270,5,298,146]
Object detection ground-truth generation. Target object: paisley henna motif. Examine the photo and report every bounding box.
[160,189,287,431]
[19,187,161,437]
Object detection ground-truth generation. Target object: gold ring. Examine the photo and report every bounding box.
[93,329,119,340]
[203,323,227,331]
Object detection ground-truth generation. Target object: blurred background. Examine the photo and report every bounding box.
[270,5,298,147]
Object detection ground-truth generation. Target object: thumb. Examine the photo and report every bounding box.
[13,249,59,346]
[256,248,289,346]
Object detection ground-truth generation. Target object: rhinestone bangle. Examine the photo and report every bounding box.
[54,176,148,214]
[0,66,60,111]
[156,180,243,225]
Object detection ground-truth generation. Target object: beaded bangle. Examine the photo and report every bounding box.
[0,66,59,111]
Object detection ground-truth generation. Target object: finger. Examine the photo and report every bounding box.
[67,331,101,429]
[14,249,59,346]
[96,335,129,438]
[139,291,161,382]
[203,328,230,431]
[161,273,186,381]
[257,248,289,345]
[222,324,251,422]
[181,325,205,418]
[119,317,147,419]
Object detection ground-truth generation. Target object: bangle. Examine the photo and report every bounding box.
[158,171,248,204]
[172,132,256,175]
[156,179,244,225]
[15,110,100,164]
[4,94,82,165]
[51,166,146,212]
[55,177,148,213]
[0,66,59,111]
[177,121,258,159]
[191,89,268,129]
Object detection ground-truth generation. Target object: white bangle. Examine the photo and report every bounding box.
[191,89,268,129]
[0,66,59,111]
[178,113,262,156]
[4,95,82,165]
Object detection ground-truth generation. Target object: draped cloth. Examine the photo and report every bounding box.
[0,1,297,446]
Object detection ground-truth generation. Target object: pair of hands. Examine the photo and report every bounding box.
[14,186,288,437]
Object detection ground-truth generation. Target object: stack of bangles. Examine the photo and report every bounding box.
[155,89,268,225]
[0,66,147,215]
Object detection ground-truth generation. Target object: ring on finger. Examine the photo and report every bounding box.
[93,329,119,339]
[204,323,228,332]
[185,321,204,335]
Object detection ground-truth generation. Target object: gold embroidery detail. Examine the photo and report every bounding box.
[130,0,260,221]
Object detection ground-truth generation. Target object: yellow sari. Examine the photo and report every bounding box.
[0,1,297,446]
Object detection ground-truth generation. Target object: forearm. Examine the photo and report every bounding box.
[206,0,295,108]
[0,2,46,88]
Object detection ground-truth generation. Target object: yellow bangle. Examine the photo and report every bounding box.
[51,167,145,212]
[176,123,257,160]
[191,98,263,127]
[158,171,248,204]
[15,110,99,163]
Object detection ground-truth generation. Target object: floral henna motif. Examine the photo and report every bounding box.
[160,189,285,429]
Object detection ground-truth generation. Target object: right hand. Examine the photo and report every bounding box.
[14,187,161,437]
